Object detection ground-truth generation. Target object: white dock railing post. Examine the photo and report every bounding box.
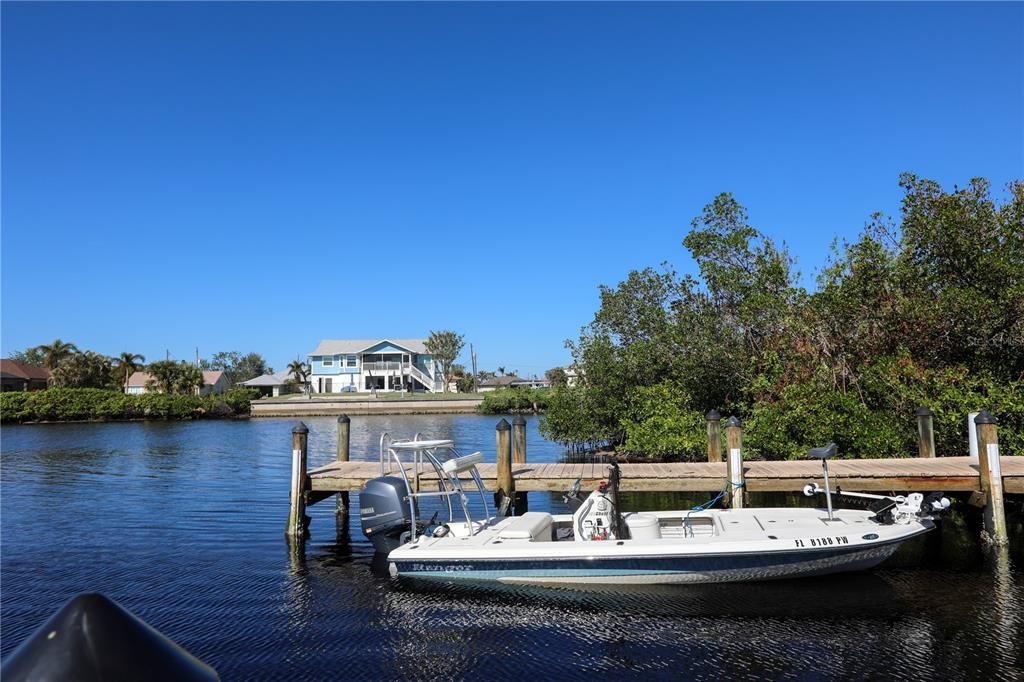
[725,416,745,509]
[287,422,309,539]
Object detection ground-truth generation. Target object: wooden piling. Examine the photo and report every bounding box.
[287,422,309,538]
[495,419,513,514]
[975,411,1008,546]
[706,410,722,463]
[511,415,528,514]
[336,415,351,516]
[916,407,936,458]
[725,416,744,509]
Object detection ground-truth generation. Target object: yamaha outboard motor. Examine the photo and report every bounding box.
[360,476,413,554]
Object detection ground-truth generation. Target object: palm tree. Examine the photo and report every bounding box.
[114,352,146,393]
[33,339,79,370]
[287,359,308,384]
[497,366,506,377]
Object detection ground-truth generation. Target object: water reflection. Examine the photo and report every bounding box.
[3,418,1023,681]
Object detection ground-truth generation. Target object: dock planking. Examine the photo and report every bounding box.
[308,456,1024,496]
[288,414,1019,547]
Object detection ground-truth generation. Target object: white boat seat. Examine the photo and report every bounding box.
[441,452,484,474]
[497,512,553,542]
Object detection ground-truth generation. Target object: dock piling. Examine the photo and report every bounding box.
[511,415,529,514]
[725,416,745,509]
[336,415,350,516]
[495,419,513,515]
[916,407,936,458]
[975,411,1009,546]
[287,422,310,539]
[706,410,722,463]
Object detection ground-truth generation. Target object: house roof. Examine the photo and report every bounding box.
[0,359,51,381]
[241,372,291,387]
[202,371,226,385]
[128,370,224,387]
[310,339,429,355]
[127,371,153,387]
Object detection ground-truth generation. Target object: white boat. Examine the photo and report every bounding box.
[359,437,949,586]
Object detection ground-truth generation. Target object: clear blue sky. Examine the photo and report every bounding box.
[2,2,1021,377]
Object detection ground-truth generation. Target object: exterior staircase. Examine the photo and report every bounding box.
[408,363,440,392]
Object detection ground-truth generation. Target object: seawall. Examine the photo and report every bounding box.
[250,397,483,417]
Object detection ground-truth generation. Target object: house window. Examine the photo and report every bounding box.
[322,356,334,367]
[347,355,357,367]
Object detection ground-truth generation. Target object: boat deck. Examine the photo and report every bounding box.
[308,456,1024,495]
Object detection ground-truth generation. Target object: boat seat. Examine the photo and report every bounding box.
[807,443,837,459]
[442,452,484,474]
[497,512,553,542]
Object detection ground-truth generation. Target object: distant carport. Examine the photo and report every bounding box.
[241,372,294,397]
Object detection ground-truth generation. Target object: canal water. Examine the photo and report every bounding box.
[2,415,1022,680]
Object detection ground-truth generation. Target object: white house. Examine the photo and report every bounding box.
[478,375,550,392]
[307,339,441,394]
[126,370,230,396]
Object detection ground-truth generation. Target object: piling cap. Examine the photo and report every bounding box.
[0,592,219,682]
[337,414,350,424]
[706,409,721,421]
[496,418,511,431]
[725,416,742,428]
[512,414,526,426]
[915,406,933,417]
[292,422,309,434]
[974,410,998,425]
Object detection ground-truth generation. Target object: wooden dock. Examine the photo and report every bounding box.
[287,413,1020,547]
[308,456,1024,495]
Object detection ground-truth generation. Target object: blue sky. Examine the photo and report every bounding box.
[2,2,1021,377]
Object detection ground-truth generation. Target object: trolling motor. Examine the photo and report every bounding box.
[802,443,951,524]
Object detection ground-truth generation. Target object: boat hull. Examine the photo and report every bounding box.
[391,540,909,585]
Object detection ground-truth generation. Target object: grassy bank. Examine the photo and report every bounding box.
[261,392,485,402]
[0,387,259,423]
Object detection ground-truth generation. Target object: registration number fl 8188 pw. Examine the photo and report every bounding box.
[794,536,849,548]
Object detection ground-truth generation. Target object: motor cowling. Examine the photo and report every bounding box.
[573,489,618,541]
[360,477,412,554]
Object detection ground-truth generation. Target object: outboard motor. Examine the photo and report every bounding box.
[360,477,413,554]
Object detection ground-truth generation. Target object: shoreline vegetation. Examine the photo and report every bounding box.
[0,387,259,424]
[537,175,1024,460]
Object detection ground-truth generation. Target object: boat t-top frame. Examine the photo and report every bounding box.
[378,432,492,543]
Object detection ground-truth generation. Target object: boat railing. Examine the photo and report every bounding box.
[381,437,491,544]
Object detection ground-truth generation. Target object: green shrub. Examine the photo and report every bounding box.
[539,386,614,451]
[620,383,706,459]
[477,387,549,414]
[0,392,30,421]
[0,387,257,423]
[745,382,909,459]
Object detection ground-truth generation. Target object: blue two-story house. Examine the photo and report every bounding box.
[307,339,441,394]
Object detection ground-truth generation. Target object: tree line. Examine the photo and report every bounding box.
[9,341,272,394]
[540,174,1023,459]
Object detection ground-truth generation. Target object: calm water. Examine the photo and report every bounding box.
[2,415,1022,680]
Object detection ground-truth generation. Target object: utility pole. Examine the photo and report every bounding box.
[470,343,479,393]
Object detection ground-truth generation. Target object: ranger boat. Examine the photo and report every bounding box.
[359,437,949,586]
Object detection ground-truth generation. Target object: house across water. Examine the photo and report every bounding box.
[307,339,441,394]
